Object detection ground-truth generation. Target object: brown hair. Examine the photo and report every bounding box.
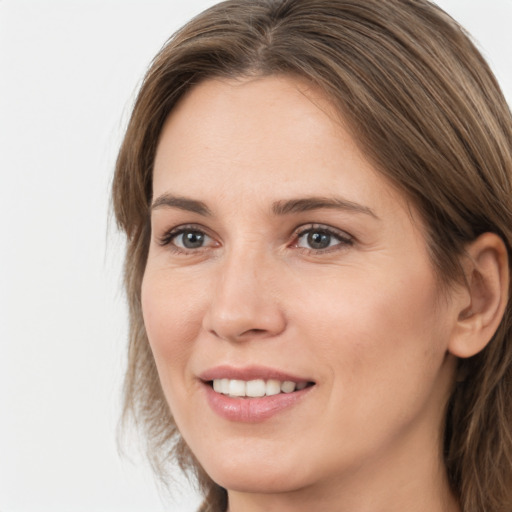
[112,1,512,510]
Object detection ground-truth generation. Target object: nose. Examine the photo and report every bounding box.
[202,247,287,342]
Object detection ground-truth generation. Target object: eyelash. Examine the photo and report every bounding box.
[158,224,215,254]
[294,224,354,254]
[157,223,354,255]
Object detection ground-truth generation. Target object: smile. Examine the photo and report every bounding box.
[212,378,310,397]
[200,366,316,422]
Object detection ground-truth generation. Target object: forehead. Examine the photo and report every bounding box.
[152,75,405,216]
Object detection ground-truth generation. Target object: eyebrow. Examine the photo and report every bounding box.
[151,193,212,216]
[150,193,378,219]
[272,196,378,219]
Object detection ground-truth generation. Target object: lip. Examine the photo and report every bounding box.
[198,365,312,384]
[198,365,315,423]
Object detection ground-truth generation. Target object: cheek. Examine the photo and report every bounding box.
[141,268,203,385]
[288,263,451,460]
[294,259,447,389]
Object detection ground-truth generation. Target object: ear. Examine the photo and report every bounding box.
[448,232,509,359]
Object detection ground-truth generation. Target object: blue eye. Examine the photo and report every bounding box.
[174,230,208,249]
[160,226,215,251]
[296,226,352,251]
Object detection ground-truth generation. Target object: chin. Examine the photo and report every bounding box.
[211,467,308,495]
[195,445,313,494]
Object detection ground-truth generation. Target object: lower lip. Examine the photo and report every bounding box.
[203,383,313,423]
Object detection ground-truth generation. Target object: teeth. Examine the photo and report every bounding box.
[266,379,281,396]
[228,379,246,397]
[212,378,308,397]
[246,379,266,397]
[281,381,296,393]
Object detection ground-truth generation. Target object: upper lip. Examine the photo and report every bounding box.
[198,365,314,384]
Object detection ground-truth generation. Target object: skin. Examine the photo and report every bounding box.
[142,75,473,511]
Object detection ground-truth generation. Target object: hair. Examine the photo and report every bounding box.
[112,1,512,510]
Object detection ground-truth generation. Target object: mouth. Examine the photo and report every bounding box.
[198,366,316,421]
[208,378,315,398]
[199,368,316,422]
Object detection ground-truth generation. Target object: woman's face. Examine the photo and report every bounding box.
[143,76,460,500]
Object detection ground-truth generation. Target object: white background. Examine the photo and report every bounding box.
[0,1,510,511]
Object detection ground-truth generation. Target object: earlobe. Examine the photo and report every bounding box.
[448,233,509,359]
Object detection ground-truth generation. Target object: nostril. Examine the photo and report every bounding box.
[244,328,267,335]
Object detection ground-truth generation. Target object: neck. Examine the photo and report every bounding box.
[226,426,460,512]
[227,468,459,512]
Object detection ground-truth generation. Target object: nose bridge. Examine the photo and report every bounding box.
[203,238,285,341]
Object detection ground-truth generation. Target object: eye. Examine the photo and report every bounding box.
[295,225,353,252]
[174,230,210,249]
[159,225,217,252]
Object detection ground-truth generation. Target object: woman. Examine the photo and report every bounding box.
[112,0,512,510]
